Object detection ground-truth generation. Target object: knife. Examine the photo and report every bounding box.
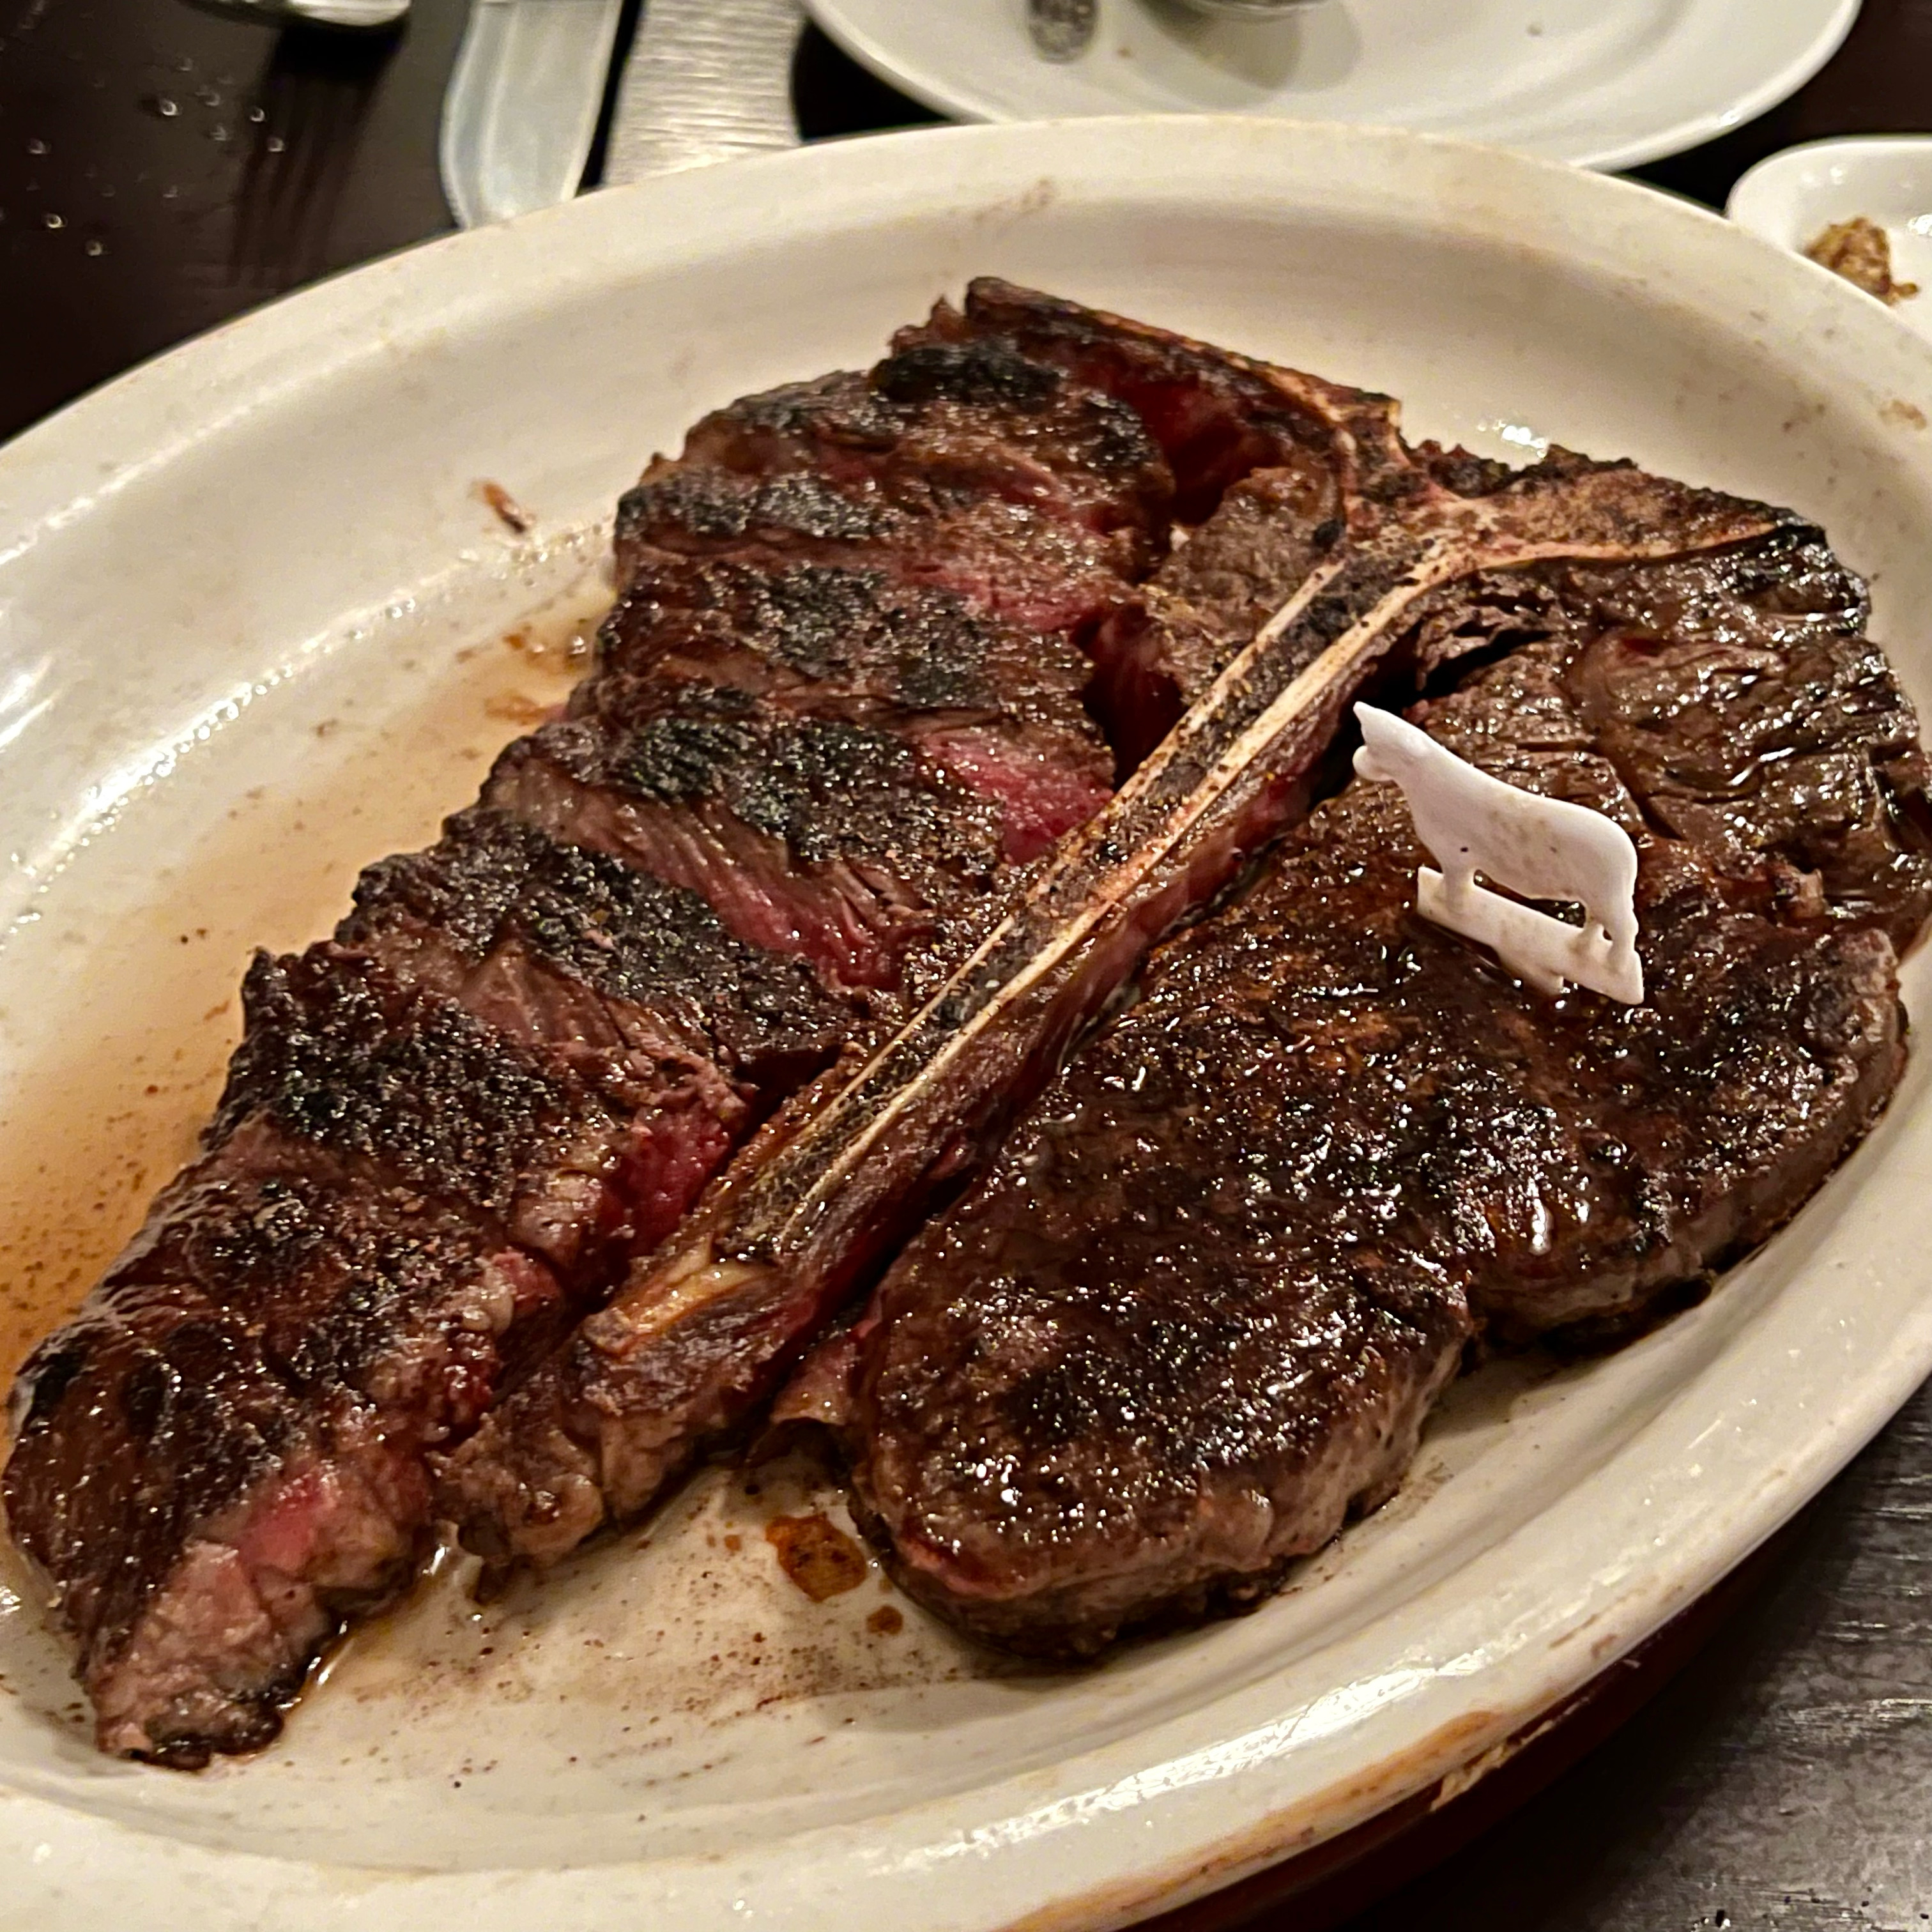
[440,0,804,227]
[602,0,803,185]
[439,0,625,227]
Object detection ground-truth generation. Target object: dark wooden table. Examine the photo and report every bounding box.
[4,3,1931,1926]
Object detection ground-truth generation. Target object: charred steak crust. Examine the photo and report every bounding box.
[342,806,850,1093]
[793,525,1929,1658]
[5,285,1351,1765]
[595,558,1114,864]
[612,336,1175,643]
[905,277,1416,519]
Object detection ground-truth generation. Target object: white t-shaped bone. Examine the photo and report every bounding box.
[1351,703,1644,1005]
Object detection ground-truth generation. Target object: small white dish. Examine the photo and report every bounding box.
[805,0,1859,172]
[1729,136,1932,342]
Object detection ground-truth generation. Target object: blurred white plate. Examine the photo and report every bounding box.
[805,0,1859,170]
[3,116,1932,1932]
[1729,136,1932,343]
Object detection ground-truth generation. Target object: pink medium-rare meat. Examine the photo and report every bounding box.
[482,686,1007,994]
[595,557,1115,864]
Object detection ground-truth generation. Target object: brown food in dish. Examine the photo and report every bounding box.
[433,282,1426,1568]
[3,282,1410,1767]
[1805,215,1920,304]
[437,446,1780,1577]
[6,276,1924,1767]
[3,287,1204,1766]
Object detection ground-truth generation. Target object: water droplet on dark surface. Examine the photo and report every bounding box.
[83,239,103,257]
[151,96,179,118]
[195,85,219,107]
[208,124,229,144]
[174,52,194,70]
[41,211,61,230]
[247,106,264,123]
[264,135,285,153]
[25,137,47,156]
[161,183,179,198]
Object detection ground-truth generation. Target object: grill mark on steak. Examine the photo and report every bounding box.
[482,686,1003,995]
[439,459,1784,1570]
[344,806,849,1097]
[596,559,1114,862]
[8,285,1370,1766]
[674,346,1172,546]
[788,529,1927,1659]
[215,947,637,1286]
[613,337,1172,645]
[617,464,1147,645]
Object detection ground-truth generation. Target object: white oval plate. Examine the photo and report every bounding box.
[1728,135,1932,345]
[3,117,1932,1932]
[804,0,1858,171]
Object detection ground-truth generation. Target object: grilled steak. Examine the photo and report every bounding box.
[787,532,1932,1657]
[13,273,1907,1765]
[595,559,1113,865]
[901,280,1420,771]
[439,459,1782,1572]
[4,286,1399,1764]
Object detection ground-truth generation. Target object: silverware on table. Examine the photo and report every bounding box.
[439,0,625,227]
[1027,0,1097,61]
[602,0,803,186]
[440,0,802,226]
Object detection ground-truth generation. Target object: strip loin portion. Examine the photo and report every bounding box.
[788,531,1932,1656]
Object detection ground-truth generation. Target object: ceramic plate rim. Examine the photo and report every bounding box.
[800,0,1860,173]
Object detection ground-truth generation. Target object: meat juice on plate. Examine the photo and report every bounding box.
[0,560,608,1393]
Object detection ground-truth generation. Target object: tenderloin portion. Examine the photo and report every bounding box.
[795,530,1929,1659]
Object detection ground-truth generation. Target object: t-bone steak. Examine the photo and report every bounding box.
[438,458,1783,1570]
